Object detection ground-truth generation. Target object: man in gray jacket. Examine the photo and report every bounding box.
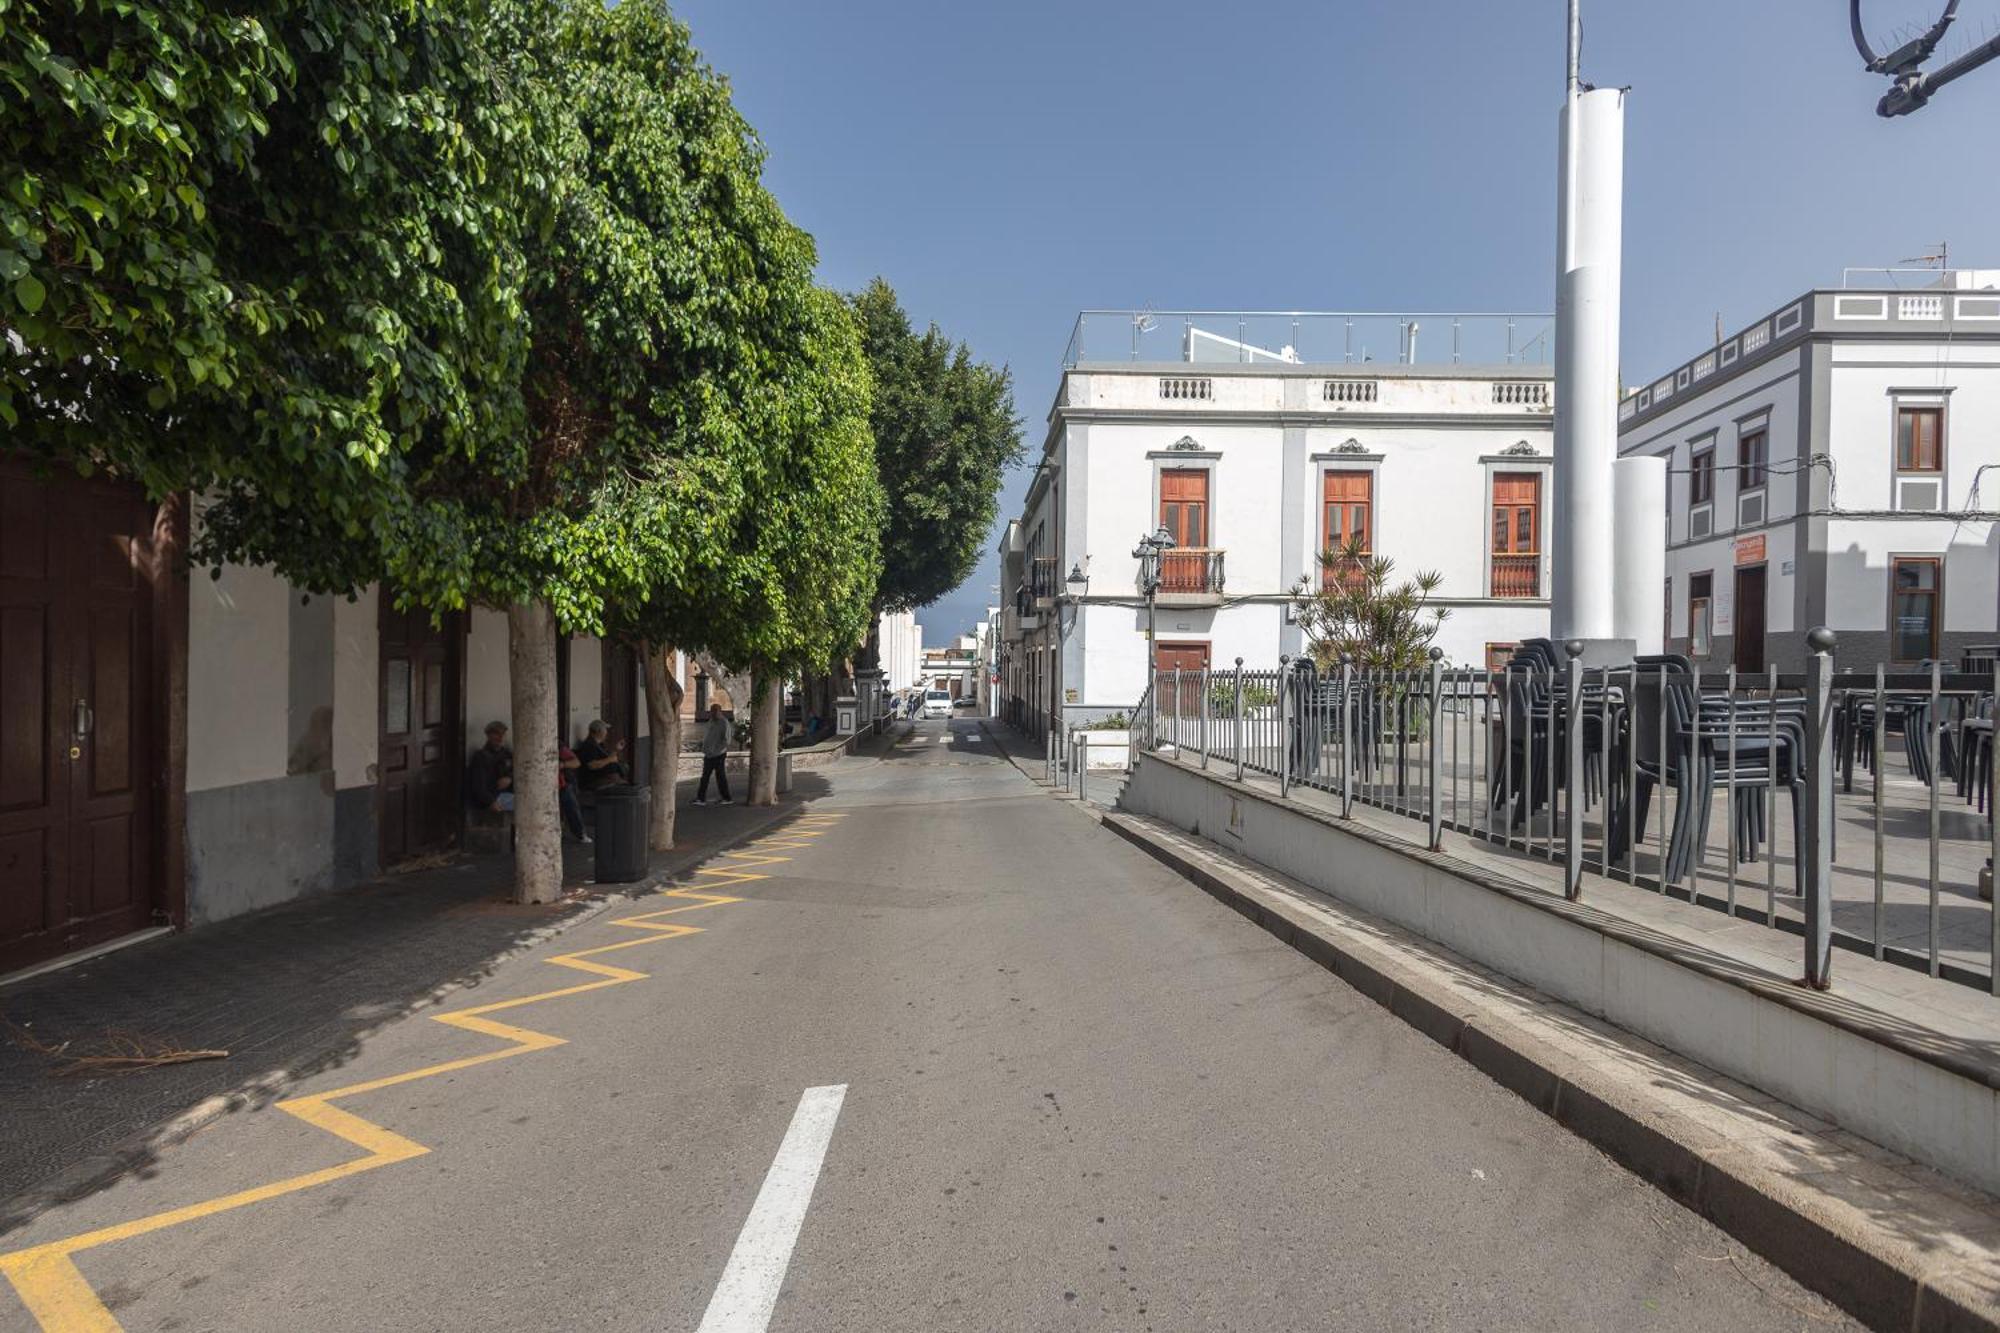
[694,702,733,805]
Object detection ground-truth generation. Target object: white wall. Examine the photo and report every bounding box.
[186,561,292,793]
[1056,367,1554,701]
[465,608,510,737]
[566,634,601,746]
[331,586,378,791]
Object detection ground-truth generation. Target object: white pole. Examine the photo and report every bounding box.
[1612,456,1666,655]
[1552,2,1624,645]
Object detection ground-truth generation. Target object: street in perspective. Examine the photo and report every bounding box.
[7,1,2000,1330]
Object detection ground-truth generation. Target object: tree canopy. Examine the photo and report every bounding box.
[848,278,1021,614]
[7,0,552,599]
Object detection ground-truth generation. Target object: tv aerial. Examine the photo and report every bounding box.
[1852,0,2000,115]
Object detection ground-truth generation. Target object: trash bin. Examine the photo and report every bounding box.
[593,785,650,884]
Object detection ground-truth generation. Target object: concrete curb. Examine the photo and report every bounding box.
[1098,809,2000,1333]
[0,800,804,1237]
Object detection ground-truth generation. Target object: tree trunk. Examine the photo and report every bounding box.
[748,671,781,806]
[640,641,684,851]
[506,599,563,904]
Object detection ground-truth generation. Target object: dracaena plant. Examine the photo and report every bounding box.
[1291,537,1449,673]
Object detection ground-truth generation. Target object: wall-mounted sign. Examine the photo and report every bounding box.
[1734,534,1766,565]
[1781,559,1795,576]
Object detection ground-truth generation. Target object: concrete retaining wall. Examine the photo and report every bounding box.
[1124,752,2000,1195]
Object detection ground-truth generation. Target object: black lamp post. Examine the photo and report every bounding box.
[1132,525,1177,748]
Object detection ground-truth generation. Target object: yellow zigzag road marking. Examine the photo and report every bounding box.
[1,813,845,1331]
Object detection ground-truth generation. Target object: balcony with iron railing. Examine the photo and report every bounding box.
[1491,554,1541,599]
[1151,548,1226,604]
[1029,555,1059,607]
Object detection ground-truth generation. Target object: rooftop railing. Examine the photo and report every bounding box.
[1062,310,1555,370]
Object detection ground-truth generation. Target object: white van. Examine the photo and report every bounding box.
[922,689,953,719]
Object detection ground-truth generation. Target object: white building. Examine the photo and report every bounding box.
[876,608,922,692]
[1618,271,2000,672]
[998,310,1558,737]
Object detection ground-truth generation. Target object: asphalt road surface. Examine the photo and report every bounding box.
[0,717,1855,1331]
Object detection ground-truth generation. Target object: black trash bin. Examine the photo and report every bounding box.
[592,785,650,884]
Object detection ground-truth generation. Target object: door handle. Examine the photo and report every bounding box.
[74,699,93,737]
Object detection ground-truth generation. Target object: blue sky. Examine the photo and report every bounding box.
[672,0,2000,643]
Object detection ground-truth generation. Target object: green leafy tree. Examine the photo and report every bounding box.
[847,277,1021,634]
[686,286,883,807]
[7,0,550,595]
[1291,538,1449,672]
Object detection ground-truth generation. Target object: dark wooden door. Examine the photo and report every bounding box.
[378,597,462,865]
[601,641,637,744]
[1733,565,1767,675]
[0,465,157,971]
[1154,641,1210,715]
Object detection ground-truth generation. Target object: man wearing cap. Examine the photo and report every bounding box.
[467,720,515,812]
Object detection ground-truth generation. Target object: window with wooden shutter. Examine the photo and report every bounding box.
[1490,472,1540,598]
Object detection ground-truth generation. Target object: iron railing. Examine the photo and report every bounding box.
[1061,310,1556,368]
[1130,639,2000,995]
[1154,548,1225,596]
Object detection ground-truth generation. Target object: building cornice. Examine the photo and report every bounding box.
[1053,407,1556,431]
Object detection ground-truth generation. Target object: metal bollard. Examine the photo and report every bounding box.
[1278,655,1293,798]
[1427,648,1444,850]
[1803,627,1837,989]
[1224,660,1240,784]
[1200,665,1211,769]
[1563,640,1584,900]
[1339,656,1354,818]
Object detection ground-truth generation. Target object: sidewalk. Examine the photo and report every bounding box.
[979,720,1129,809]
[0,768,837,1232]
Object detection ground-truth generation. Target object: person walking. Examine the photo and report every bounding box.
[694,702,733,805]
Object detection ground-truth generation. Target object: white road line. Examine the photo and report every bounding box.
[695,1084,848,1333]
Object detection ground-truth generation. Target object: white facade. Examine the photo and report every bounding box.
[1618,274,2000,671]
[876,609,921,692]
[999,315,1557,735]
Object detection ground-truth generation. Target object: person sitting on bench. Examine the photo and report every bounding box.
[575,720,630,791]
[467,721,514,813]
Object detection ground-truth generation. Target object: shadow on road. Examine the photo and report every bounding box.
[0,773,829,1234]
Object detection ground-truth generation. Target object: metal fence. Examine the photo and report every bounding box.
[1127,638,2000,995]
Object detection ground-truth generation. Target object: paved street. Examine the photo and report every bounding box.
[1,718,1853,1331]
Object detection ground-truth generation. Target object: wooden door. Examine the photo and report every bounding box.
[1733,565,1767,675]
[1491,473,1541,598]
[1158,469,1210,592]
[378,597,462,865]
[601,641,637,745]
[1153,641,1210,715]
[0,466,156,971]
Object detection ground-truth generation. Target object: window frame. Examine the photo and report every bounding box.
[1320,467,1374,592]
[1737,424,1769,492]
[1687,571,1714,659]
[1888,555,1943,665]
[1488,471,1541,599]
[1895,404,1944,475]
[1689,446,1716,506]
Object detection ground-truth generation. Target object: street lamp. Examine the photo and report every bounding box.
[1047,561,1089,781]
[1133,525,1177,748]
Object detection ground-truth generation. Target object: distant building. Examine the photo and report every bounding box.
[1619,269,2000,672]
[998,309,1557,738]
